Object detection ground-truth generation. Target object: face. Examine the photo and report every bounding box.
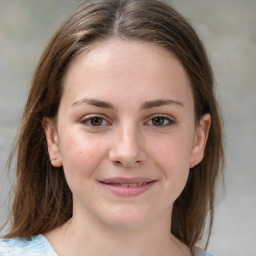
[44,39,210,230]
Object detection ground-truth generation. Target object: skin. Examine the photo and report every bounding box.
[43,39,211,256]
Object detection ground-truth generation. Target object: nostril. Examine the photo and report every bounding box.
[113,159,142,168]
[114,160,122,166]
[108,144,147,167]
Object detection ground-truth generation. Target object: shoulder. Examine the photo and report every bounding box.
[0,235,57,256]
[194,248,214,256]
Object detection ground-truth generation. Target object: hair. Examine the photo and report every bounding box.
[2,0,224,253]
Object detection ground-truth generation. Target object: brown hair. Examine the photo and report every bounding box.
[2,0,224,252]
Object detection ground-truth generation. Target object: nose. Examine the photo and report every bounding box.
[108,124,147,168]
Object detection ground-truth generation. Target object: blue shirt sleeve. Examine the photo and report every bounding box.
[0,235,57,256]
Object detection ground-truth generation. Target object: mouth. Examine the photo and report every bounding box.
[99,177,156,196]
[103,182,151,187]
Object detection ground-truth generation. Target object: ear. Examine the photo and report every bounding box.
[42,117,63,167]
[189,113,211,168]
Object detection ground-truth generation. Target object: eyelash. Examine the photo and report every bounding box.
[80,114,175,128]
[81,115,110,127]
[145,115,174,127]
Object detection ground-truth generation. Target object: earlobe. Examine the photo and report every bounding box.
[189,113,211,168]
[42,117,63,167]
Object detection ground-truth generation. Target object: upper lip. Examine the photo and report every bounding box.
[100,177,156,184]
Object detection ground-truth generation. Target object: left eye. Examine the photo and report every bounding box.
[146,116,173,127]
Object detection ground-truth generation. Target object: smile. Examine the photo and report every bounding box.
[99,177,156,196]
[105,182,149,187]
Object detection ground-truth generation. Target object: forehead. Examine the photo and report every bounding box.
[62,39,193,108]
[67,39,189,78]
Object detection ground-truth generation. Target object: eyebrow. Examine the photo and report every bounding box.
[72,98,183,109]
[141,99,184,109]
[72,98,114,108]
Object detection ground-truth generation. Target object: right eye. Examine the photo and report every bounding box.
[81,115,110,127]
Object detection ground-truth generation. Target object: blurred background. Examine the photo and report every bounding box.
[0,0,255,255]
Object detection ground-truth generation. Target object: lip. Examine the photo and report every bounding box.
[99,177,156,196]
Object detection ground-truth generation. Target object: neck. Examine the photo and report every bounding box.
[45,206,190,256]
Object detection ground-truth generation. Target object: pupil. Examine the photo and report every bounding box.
[91,117,103,126]
[152,117,164,126]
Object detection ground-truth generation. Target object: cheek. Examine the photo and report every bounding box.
[58,132,107,185]
[150,133,192,196]
[151,132,192,169]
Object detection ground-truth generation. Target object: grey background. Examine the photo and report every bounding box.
[0,1,255,255]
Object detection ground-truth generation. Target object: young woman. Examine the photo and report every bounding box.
[0,0,224,255]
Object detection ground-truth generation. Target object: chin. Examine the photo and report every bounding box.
[104,217,148,231]
[100,205,155,230]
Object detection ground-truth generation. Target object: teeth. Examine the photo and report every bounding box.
[124,182,148,187]
[128,183,138,187]
[106,182,149,187]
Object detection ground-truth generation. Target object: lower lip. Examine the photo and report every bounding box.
[100,182,156,196]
